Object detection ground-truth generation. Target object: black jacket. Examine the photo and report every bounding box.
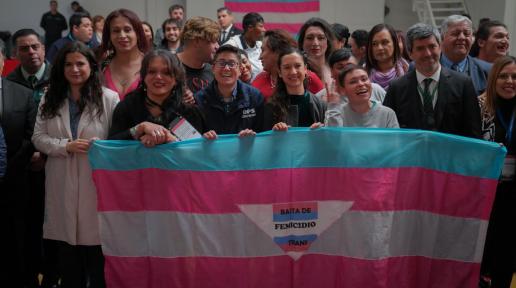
[383,67,481,138]
[195,80,264,134]
[109,88,206,140]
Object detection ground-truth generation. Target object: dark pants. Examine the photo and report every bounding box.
[57,241,105,288]
[481,181,516,288]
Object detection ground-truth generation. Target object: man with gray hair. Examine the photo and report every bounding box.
[440,15,491,95]
[383,23,481,138]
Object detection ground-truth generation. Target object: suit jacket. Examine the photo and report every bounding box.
[219,24,243,45]
[383,67,481,138]
[0,78,37,176]
[6,62,51,91]
[6,62,51,104]
[440,55,492,95]
[32,88,119,245]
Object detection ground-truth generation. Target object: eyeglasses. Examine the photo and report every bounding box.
[18,44,42,52]
[214,60,238,69]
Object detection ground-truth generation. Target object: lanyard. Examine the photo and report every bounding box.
[496,107,515,146]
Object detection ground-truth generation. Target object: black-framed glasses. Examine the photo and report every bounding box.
[214,60,238,69]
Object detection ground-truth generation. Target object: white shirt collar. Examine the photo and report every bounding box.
[223,24,233,34]
[416,64,441,84]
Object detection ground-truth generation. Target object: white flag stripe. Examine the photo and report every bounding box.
[99,210,487,262]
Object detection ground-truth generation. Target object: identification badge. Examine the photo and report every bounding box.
[168,117,201,141]
[501,155,515,181]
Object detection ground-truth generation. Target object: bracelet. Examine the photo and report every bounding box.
[130,125,138,139]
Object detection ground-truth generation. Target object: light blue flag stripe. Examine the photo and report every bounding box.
[89,128,506,179]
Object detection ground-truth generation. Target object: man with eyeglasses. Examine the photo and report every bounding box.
[195,45,264,138]
[440,15,492,95]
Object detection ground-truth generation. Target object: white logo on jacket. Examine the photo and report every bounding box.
[242,108,256,119]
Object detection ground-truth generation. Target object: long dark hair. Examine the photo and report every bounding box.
[298,17,335,62]
[99,9,149,60]
[269,48,308,123]
[365,24,402,72]
[138,49,187,115]
[41,42,103,120]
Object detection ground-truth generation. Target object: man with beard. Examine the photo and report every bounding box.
[383,23,481,138]
[177,16,220,94]
[159,18,182,54]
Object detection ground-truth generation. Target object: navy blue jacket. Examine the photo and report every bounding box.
[195,80,264,134]
[440,55,491,95]
[46,33,100,63]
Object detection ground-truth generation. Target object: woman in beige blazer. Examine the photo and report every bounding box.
[32,42,119,288]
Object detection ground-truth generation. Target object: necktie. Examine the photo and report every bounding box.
[28,75,37,89]
[422,78,433,113]
[221,30,227,43]
[451,64,459,71]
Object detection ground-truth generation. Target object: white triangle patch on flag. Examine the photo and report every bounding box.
[238,201,353,260]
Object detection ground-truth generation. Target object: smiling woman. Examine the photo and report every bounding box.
[478,55,516,288]
[324,64,399,128]
[99,9,149,100]
[31,41,119,287]
[264,47,326,131]
[109,49,205,146]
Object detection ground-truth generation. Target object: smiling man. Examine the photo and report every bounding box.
[195,45,264,137]
[440,15,492,95]
[472,20,510,64]
[383,23,481,138]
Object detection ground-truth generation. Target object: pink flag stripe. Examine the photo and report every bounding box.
[235,22,303,34]
[93,167,497,219]
[104,255,479,288]
[226,1,319,12]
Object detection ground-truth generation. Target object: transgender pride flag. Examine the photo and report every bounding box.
[225,0,320,36]
[89,128,506,288]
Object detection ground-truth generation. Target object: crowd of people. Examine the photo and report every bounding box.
[0,1,514,287]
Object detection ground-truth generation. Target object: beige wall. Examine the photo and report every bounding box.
[0,0,512,55]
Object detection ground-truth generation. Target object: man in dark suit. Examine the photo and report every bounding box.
[0,40,37,287]
[217,7,242,45]
[440,15,492,95]
[383,23,481,138]
[7,29,60,288]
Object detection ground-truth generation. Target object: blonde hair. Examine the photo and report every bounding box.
[483,55,516,115]
[180,16,220,45]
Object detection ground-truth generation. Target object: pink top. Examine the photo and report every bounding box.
[104,65,140,100]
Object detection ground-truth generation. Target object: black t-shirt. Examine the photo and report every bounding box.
[183,63,214,94]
